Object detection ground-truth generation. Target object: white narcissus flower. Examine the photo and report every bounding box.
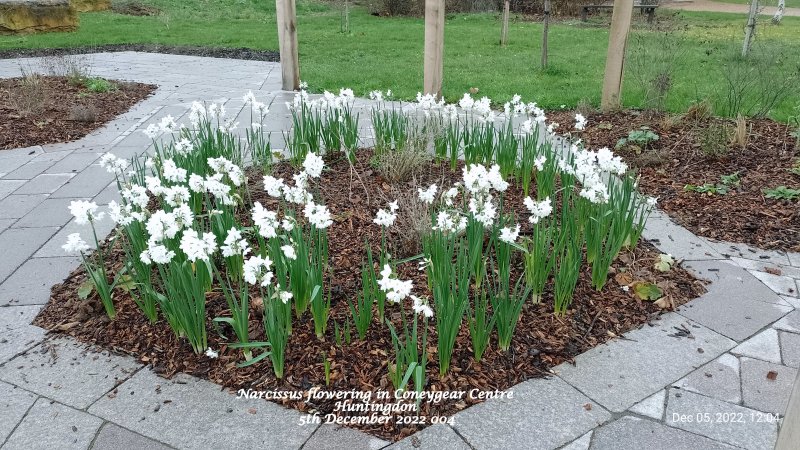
[281,244,297,260]
[205,348,219,359]
[99,153,129,174]
[221,227,251,257]
[411,295,434,318]
[142,123,160,139]
[278,290,293,304]
[69,200,104,225]
[534,155,546,171]
[162,159,187,183]
[62,233,89,253]
[108,201,143,226]
[373,201,399,228]
[243,255,274,287]
[173,138,194,155]
[180,229,218,262]
[163,186,190,208]
[262,175,285,198]
[302,152,325,178]
[303,202,333,229]
[499,224,521,244]
[433,211,467,234]
[140,242,175,265]
[575,113,588,131]
[469,195,497,227]
[188,174,205,193]
[252,202,279,239]
[377,264,413,304]
[524,197,553,224]
[146,210,180,242]
[418,184,438,204]
[121,185,149,209]
[646,196,658,207]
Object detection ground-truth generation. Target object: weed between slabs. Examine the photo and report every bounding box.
[38,90,705,440]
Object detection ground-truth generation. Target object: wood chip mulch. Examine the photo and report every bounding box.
[0,76,156,150]
[35,151,706,441]
[550,110,800,253]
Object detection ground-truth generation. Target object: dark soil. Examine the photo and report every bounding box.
[550,109,800,253]
[0,76,155,150]
[0,45,280,62]
[35,151,706,441]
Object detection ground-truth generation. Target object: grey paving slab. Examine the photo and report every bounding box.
[50,165,115,199]
[452,376,611,450]
[0,380,37,444]
[388,424,469,450]
[0,194,48,220]
[34,217,115,258]
[0,226,59,282]
[556,313,735,413]
[779,330,800,368]
[2,398,103,450]
[13,173,75,195]
[30,149,72,163]
[90,423,172,450]
[303,424,390,450]
[740,357,798,414]
[773,310,800,334]
[589,416,735,450]
[0,338,141,410]
[749,270,799,298]
[0,218,14,234]
[731,256,800,280]
[0,180,25,200]
[790,252,800,268]
[678,260,792,341]
[88,369,315,449]
[562,431,592,450]
[781,295,800,309]
[2,161,56,180]
[707,240,792,266]
[0,256,81,306]
[642,217,722,261]
[665,388,777,450]
[731,328,782,364]
[628,389,666,420]
[0,305,45,364]
[12,197,78,228]
[91,182,122,206]
[673,353,741,404]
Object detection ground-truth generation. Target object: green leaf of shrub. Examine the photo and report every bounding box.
[77,280,95,300]
[633,282,663,301]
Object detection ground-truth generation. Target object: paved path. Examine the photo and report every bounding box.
[1,52,800,449]
[663,0,800,17]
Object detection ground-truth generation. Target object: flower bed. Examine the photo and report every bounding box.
[550,110,800,252]
[37,91,705,440]
[0,75,155,150]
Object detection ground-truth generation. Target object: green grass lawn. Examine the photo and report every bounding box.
[1,1,798,120]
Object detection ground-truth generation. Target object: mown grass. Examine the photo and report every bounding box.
[1,1,798,120]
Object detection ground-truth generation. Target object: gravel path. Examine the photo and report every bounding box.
[663,0,800,17]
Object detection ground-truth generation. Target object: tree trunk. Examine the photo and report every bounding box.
[742,0,759,57]
[772,0,786,24]
[424,0,445,98]
[541,0,550,69]
[276,0,300,91]
[601,0,635,111]
[500,0,510,46]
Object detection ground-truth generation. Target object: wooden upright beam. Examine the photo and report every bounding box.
[500,0,510,46]
[423,0,445,98]
[600,0,634,111]
[276,0,300,91]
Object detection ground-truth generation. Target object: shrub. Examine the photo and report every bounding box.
[698,122,732,158]
[10,68,45,117]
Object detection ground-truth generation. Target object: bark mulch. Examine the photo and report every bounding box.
[551,110,800,253]
[0,76,155,150]
[0,45,280,62]
[35,151,706,441]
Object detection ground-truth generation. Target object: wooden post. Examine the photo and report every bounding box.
[541,0,550,69]
[742,0,759,57]
[500,0,510,46]
[776,369,800,450]
[600,0,634,111]
[276,0,300,91]
[423,0,445,97]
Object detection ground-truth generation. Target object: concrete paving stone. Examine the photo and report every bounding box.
[106,144,150,161]
[673,353,742,404]
[0,154,36,176]
[0,226,59,282]
[779,331,800,368]
[50,165,116,199]
[12,197,79,228]
[749,270,799,298]
[43,152,101,174]
[678,260,792,341]
[3,161,56,180]
[30,149,73,163]
[628,389,666,420]
[88,369,315,449]
[641,217,722,261]
[388,424,469,450]
[665,388,777,450]
[452,376,611,449]
[13,173,75,195]
[789,252,800,268]
[0,380,37,443]
[561,431,592,450]
[589,416,735,450]
[773,310,800,333]
[90,423,172,450]
[731,257,800,280]
[740,357,798,414]
[0,256,81,306]
[731,328,782,364]
[780,295,800,309]
[556,313,735,413]
[34,217,115,258]
[0,338,141,409]
[92,182,122,206]
[0,180,25,199]
[0,305,45,364]
[0,218,15,234]
[707,240,792,266]
[0,194,48,220]
[2,398,103,450]
[303,424,390,450]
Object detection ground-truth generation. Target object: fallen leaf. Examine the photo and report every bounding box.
[764,267,782,276]
[767,371,778,381]
[632,281,663,301]
[583,403,593,411]
[615,272,633,286]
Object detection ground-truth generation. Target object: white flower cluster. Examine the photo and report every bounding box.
[243,255,273,287]
[373,200,399,227]
[560,147,628,204]
[62,233,89,253]
[410,295,434,318]
[243,91,269,114]
[287,88,354,113]
[257,153,333,230]
[417,184,438,204]
[99,153,130,174]
[377,264,413,303]
[458,93,494,123]
[69,200,104,225]
[524,197,553,224]
[575,113,588,131]
[499,223,521,244]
